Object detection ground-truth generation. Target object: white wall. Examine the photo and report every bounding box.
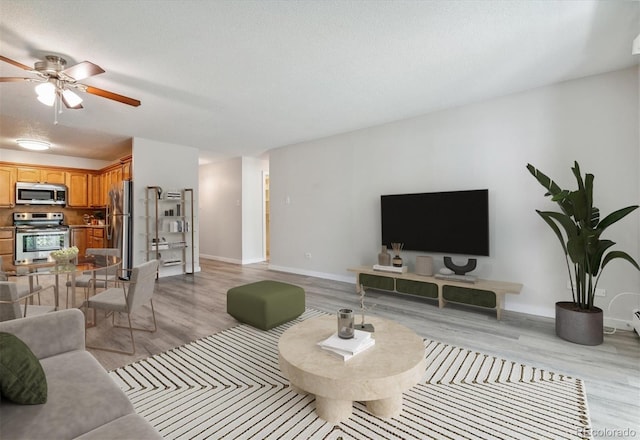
[132,137,200,276]
[0,149,111,170]
[269,67,640,323]
[199,156,269,264]
[199,158,243,263]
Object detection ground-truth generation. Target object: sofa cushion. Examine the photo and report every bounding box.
[0,332,47,404]
[0,350,134,439]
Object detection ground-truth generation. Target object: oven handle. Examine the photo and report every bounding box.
[15,229,69,235]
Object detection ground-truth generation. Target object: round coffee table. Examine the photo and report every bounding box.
[278,315,425,423]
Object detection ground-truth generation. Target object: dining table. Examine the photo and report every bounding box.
[15,254,122,309]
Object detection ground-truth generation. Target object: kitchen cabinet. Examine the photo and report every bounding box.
[41,169,66,184]
[88,227,105,248]
[0,228,14,271]
[16,167,66,184]
[122,159,132,181]
[0,166,16,207]
[66,172,89,207]
[89,173,104,207]
[70,227,88,258]
[16,167,40,182]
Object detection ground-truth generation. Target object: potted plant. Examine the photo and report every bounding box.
[527,161,639,345]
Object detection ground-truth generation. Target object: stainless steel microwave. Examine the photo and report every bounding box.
[15,182,67,205]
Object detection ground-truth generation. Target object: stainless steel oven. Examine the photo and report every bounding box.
[13,212,70,265]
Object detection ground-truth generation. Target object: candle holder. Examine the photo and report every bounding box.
[354,284,375,332]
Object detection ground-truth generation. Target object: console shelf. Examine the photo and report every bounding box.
[348,266,522,320]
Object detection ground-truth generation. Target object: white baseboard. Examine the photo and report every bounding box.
[604,316,637,332]
[267,264,353,284]
[200,254,242,265]
[199,254,265,265]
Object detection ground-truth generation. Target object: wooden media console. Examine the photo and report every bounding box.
[348,266,522,320]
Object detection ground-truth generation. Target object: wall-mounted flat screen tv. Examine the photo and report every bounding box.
[381,189,489,256]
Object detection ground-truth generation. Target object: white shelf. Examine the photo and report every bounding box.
[146,186,194,277]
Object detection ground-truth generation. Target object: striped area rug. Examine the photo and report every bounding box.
[109,309,592,439]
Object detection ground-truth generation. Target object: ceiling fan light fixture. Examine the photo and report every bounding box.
[35,82,56,106]
[16,139,51,151]
[62,89,83,107]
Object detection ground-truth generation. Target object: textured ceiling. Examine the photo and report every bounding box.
[0,1,638,163]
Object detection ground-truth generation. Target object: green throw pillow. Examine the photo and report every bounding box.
[0,332,48,404]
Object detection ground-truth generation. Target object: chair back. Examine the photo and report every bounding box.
[0,282,22,322]
[126,260,160,311]
[87,248,120,277]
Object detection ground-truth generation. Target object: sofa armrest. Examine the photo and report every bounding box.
[0,309,85,359]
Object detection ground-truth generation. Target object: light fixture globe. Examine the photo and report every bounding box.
[16,139,51,151]
[35,82,56,106]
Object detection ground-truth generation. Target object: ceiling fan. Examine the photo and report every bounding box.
[0,54,141,109]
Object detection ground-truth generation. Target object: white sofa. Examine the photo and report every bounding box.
[0,309,161,439]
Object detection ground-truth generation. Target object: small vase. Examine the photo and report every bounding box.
[392,255,403,267]
[378,246,391,266]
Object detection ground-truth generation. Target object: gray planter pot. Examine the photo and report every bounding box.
[555,301,603,345]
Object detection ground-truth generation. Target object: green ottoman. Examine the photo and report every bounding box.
[227,280,305,330]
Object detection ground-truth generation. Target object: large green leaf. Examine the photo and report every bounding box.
[588,239,616,276]
[598,205,639,231]
[527,164,562,196]
[601,251,640,272]
[536,211,570,255]
[527,164,574,216]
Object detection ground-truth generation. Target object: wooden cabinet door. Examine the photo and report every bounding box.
[0,229,14,270]
[16,167,41,182]
[89,173,103,207]
[0,166,16,207]
[41,169,66,184]
[66,172,89,207]
[87,228,105,249]
[71,228,88,257]
[122,160,132,180]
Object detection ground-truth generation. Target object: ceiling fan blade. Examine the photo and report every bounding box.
[82,85,141,107]
[0,77,30,82]
[60,61,105,81]
[0,55,33,71]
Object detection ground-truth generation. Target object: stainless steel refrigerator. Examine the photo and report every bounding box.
[107,180,133,277]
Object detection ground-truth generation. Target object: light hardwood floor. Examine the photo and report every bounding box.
[71,259,640,437]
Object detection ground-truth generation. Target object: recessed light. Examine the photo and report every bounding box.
[16,139,51,151]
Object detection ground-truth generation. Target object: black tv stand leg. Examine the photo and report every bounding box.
[444,257,477,275]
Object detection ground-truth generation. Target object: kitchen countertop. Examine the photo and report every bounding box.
[68,224,106,228]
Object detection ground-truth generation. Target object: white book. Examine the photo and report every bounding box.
[321,338,376,361]
[318,329,372,354]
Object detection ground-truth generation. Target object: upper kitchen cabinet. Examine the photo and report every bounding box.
[89,173,104,207]
[17,167,66,184]
[0,166,16,207]
[66,172,89,207]
[122,158,132,181]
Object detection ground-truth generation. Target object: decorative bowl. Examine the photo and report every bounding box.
[50,247,79,264]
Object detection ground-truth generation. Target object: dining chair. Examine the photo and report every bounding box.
[65,248,120,308]
[0,281,57,322]
[85,259,160,355]
[0,256,45,302]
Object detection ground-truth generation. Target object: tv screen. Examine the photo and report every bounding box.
[381,189,489,256]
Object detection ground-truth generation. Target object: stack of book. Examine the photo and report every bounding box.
[317,329,375,361]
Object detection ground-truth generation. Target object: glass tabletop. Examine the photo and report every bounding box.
[13,255,121,276]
